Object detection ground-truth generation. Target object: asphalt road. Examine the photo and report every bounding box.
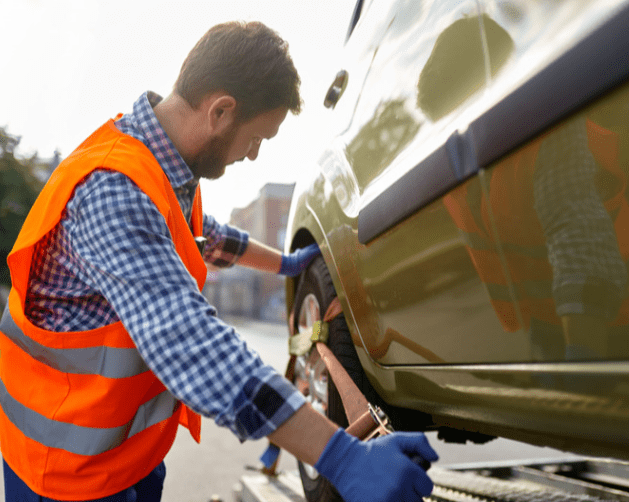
[0,316,579,501]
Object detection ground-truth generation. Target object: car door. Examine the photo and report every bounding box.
[325,0,523,367]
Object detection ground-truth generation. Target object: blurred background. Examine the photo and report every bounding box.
[0,0,357,317]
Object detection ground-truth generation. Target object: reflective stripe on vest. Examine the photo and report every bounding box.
[0,377,176,456]
[0,303,149,379]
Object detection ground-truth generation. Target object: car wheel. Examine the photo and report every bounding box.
[291,256,379,502]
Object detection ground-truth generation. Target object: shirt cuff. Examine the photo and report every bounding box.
[227,364,306,441]
[204,225,250,268]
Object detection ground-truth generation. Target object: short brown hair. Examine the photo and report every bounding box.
[175,21,302,120]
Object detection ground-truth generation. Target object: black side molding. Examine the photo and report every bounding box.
[358,3,629,245]
[358,144,458,246]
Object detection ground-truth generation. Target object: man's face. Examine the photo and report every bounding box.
[189,122,238,180]
[190,106,289,180]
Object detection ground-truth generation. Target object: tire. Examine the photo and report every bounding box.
[291,256,380,502]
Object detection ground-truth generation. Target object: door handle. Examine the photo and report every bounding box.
[324,70,349,109]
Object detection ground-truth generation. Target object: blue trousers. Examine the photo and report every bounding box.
[3,460,165,502]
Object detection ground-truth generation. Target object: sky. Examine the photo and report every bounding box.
[1,0,355,222]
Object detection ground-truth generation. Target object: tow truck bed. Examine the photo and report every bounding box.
[235,458,629,502]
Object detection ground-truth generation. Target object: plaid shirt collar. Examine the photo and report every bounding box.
[123,91,196,189]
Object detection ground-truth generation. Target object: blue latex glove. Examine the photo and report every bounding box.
[279,243,321,276]
[315,429,438,502]
[260,443,281,468]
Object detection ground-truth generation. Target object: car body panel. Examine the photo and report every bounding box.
[285,0,629,458]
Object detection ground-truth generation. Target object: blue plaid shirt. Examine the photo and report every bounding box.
[25,91,305,440]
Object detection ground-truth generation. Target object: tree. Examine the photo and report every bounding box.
[0,127,44,287]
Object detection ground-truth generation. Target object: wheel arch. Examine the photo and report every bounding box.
[285,228,317,325]
[285,225,350,334]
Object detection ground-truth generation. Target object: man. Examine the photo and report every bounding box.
[0,21,437,502]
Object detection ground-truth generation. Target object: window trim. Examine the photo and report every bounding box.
[346,0,365,42]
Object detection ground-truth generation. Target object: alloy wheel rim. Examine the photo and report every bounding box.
[294,293,328,480]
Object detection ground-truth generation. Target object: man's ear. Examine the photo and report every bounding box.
[207,94,237,133]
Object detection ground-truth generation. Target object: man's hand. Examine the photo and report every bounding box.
[279,243,321,276]
[314,428,438,502]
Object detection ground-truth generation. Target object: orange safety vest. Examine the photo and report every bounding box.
[0,117,206,499]
[444,119,629,332]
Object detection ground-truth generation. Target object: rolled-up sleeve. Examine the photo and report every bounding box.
[203,213,250,268]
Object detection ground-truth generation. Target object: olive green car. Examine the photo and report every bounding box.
[283,1,629,499]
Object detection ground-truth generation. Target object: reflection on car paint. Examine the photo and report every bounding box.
[285,0,629,461]
[318,143,360,218]
[447,111,629,363]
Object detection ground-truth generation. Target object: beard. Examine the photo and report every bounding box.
[189,123,238,180]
